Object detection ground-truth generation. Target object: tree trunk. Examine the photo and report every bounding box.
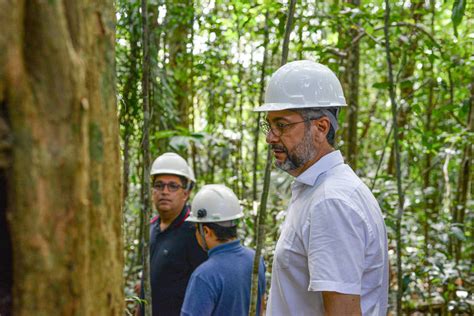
[386,0,424,175]
[140,0,152,315]
[342,0,360,170]
[384,0,405,314]
[249,1,297,314]
[167,0,193,129]
[0,1,123,315]
[252,9,270,202]
[453,80,473,262]
[120,1,140,207]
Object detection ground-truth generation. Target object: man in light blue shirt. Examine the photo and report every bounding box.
[254,60,389,316]
[181,185,266,316]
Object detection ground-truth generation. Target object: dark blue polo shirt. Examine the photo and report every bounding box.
[143,205,207,316]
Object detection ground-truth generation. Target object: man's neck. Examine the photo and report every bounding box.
[207,237,237,250]
[158,208,183,231]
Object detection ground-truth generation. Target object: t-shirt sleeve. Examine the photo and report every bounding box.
[307,198,369,295]
[180,274,215,316]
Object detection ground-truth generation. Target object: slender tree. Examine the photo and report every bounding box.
[249,1,297,314]
[252,9,270,202]
[453,82,473,262]
[342,0,361,169]
[383,0,405,313]
[168,0,194,129]
[140,0,152,315]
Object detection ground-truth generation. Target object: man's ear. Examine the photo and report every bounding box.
[312,117,330,140]
[316,116,330,132]
[203,225,213,237]
[183,189,191,201]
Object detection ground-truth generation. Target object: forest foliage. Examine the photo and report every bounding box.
[115,0,473,314]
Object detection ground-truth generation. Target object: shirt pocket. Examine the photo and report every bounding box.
[274,226,296,270]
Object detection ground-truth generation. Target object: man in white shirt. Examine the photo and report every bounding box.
[254,60,389,316]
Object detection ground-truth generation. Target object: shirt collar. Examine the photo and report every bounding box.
[158,204,190,230]
[208,239,241,257]
[295,150,344,186]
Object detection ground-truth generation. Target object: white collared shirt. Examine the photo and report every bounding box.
[267,151,388,316]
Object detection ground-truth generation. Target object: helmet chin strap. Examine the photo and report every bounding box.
[197,223,209,252]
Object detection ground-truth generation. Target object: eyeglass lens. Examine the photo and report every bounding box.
[153,181,182,192]
[260,121,275,135]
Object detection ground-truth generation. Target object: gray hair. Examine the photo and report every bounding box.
[292,107,339,146]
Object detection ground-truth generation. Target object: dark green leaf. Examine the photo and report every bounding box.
[452,0,466,36]
[372,82,390,89]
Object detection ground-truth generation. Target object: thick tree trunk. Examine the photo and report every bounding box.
[0,1,123,315]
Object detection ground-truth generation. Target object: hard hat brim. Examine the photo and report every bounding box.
[150,168,196,182]
[253,102,347,112]
[186,212,244,223]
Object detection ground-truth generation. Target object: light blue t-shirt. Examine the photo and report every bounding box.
[181,239,266,316]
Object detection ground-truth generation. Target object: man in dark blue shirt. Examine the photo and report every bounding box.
[140,153,207,316]
[181,185,266,316]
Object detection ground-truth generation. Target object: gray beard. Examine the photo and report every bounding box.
[275,129,316,172]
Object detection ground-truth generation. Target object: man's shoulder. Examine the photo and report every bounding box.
[192,258,217,278]
[240,245,264,261]
[314,165,371,201]
[179,220,195,230]
[173,221,198,242]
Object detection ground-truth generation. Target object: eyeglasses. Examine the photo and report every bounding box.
[152,181,185,192]
[260,118,317,137]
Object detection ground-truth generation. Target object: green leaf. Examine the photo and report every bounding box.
[190,132,205,139]
[169,136,189,150]
[402,274,411,292]
[155,130,178,140]
[372,82,390,89]
[451,0,466,36]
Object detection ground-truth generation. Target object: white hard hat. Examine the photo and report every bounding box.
[187,184,243,223]
[254,60,347,112]
[150,152,196,183]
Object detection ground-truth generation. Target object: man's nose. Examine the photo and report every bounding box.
[161,185,171,193]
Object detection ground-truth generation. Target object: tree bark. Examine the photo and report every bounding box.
[120,1,140,207]
[453,79,473,262]
[386,0,424,175]
[383,0,405,314]
[140,0,152,315]
[167,0,193,129]
[0,1,123,315]
[342,0,360,170]
[252,9,270,202]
